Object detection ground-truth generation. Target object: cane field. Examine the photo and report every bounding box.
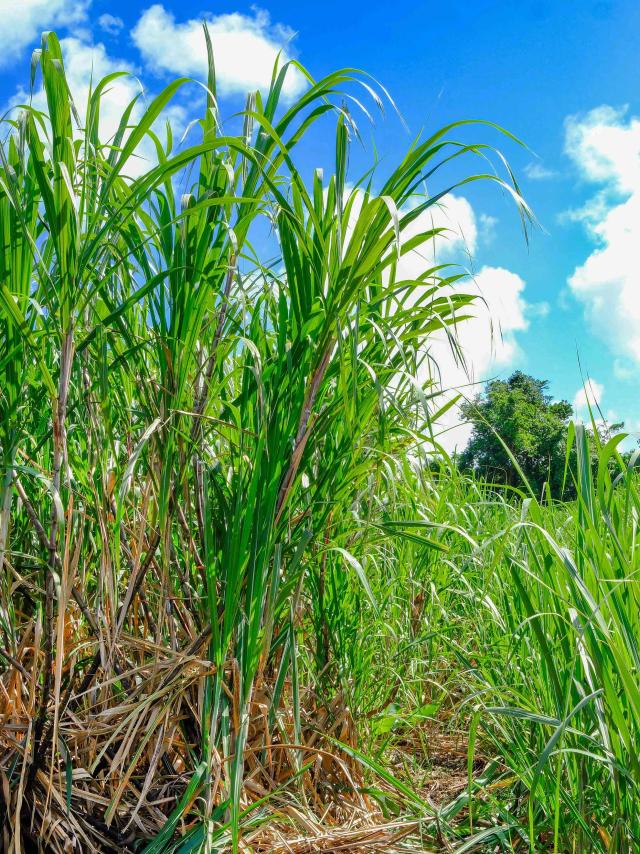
[0,30,639,854]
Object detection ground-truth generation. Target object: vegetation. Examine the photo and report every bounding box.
[1,30,639,854]
[459,372,574,496]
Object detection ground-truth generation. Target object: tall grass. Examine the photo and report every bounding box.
[466,425,640,852]
[329,429,640,852]
[0,30,532,853]
[7,27,635,854]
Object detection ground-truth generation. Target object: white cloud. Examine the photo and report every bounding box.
[566,106,640,192]
[478,212,498,244]
[528,301,550,318]
[392,194,478,284]
[565,106,640,363]
[0,0,89,65]
[430,194,479,258]
[333,191,532,452]
[341,191,478,277]
[8,37,186,179]
[378,191,540,451]
[571,380,631,438]
[98,13,124,36]
[425,265,531,450]
[14,37,136,139]
[448,265,529,377]
[573,378,604,413]
[132,5,305,99]
[614,358,636,381]
[524,161,557,180]
[390,198,532,451]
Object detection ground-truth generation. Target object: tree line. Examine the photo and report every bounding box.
[457,371,629,498]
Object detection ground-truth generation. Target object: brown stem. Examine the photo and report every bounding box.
[29,328,74,784]
[192,255,237,433]
[188,255,236,598]
[0,456,14,577]
[275,344,333,526]
[115,525,163,636]
[317,511,333,670]
[15,478,98,635]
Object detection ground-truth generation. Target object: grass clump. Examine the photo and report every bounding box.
[1,28,638,854]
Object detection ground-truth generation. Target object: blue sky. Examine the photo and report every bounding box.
[3,0,640,444]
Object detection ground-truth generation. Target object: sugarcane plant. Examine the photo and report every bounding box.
[0,29,528,853]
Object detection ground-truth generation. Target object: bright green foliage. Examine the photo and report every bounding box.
[10,24,637,854]
[459,371,574,496]
[0,29,533,854]
[473,424,640,852]
[318,427,640,852]
[1,33,638,853]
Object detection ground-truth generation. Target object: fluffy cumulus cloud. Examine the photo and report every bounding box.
[400,197,530,384]
[403,194,479,266]
[8,36,186,178]
[98,13,124,36]
[392,197,533,451]
[570,379,632,436]
[524,161,556,180]
[565,106,640,364]
[11,37,134,135]
[427,265,530,450]
[132,5,305,98]
[0,0,89,65]
[573,378,604,413]
[337,190,533,451]
[446,265,529,378]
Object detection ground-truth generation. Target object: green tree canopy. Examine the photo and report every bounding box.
[459,371,574,496]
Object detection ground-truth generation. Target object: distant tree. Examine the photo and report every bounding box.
[459,371,575,496]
